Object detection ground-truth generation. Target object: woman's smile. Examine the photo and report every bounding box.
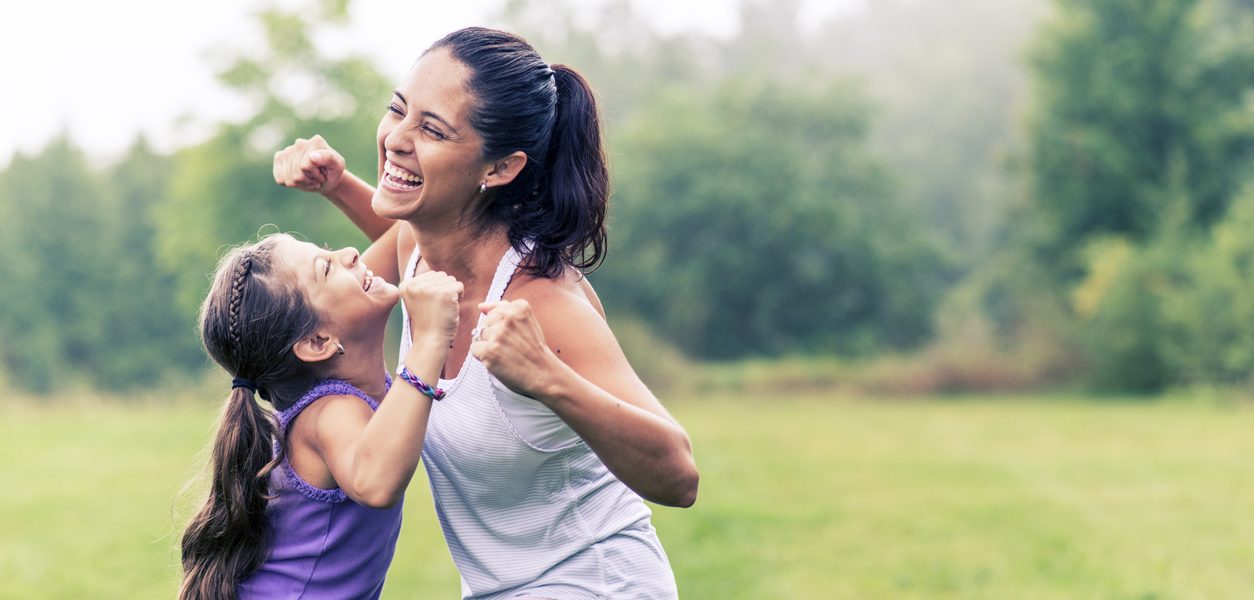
[381,160,424,193]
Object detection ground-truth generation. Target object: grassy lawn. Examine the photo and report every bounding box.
[2,391,1253,598]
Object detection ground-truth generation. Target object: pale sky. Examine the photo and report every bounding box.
[0,0,854,168]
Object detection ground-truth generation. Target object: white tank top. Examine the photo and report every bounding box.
[399,245,677,599]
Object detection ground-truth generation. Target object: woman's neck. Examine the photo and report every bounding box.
[406,220,511,285]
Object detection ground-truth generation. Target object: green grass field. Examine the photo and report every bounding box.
[2,391,1253,599]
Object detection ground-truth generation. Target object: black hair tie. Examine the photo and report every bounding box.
[231,377,257,392]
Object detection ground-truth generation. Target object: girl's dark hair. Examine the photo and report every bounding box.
[429,27,608,278]
[180,235,323,600]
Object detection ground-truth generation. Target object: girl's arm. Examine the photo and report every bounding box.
[472,282,699,508]
[302,271,462,508]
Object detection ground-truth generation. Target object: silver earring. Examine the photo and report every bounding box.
[480,181,487,194]
[334,342,345,356]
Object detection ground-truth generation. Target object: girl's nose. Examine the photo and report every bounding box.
[337,247,359,268]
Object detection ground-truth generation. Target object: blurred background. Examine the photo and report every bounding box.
[1,0,1253,597]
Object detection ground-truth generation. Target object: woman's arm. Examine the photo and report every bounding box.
[321,171,392,241]
[300,272,462,508]
[472,284,699,508]
[273,135,394,241]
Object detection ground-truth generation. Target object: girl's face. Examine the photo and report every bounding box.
[371,48,491,224]
[272,236,398,345]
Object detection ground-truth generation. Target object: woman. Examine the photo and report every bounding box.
[180,233,462,599]
[273,27,699,599]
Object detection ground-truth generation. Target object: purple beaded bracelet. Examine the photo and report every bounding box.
[397,365,445,401]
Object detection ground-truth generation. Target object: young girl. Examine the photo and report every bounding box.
[179,232,461,600]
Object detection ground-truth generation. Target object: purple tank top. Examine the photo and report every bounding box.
[237,378,403,600]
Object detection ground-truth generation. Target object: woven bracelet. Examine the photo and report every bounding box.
[397,365,445,401]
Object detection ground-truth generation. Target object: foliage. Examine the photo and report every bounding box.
[0,138,201,392]
[967,0,1254,391]
[1027,0,1254,272]
[1077,187,1254,391]
[1072,234,1177,391]
[1159,187,1254,383]
[599,79,952,358]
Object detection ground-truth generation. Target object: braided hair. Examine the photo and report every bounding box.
[180,234,323,600]
[226,252,252,358]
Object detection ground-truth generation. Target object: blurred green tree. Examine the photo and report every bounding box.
[1018,0,1254,390]
[1027,0,1254,273]
[600,80,952,358]
[0,138,201,392]
[0,138,106,392]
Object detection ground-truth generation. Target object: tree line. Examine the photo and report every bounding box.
[0,0,1250,394]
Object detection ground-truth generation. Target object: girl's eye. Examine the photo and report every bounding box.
[387,103,403,116]
[324,257,332,278]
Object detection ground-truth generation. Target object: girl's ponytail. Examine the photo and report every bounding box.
[180,237,322,599]
[179,387,280,600]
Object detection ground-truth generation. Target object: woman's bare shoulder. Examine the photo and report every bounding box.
[506,266,604,320]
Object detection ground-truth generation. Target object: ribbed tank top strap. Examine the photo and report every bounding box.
[475,244,527,329]
[400,245,422,353]
[404,243,422,279]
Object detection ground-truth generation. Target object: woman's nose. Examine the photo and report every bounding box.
[383,119,413,155]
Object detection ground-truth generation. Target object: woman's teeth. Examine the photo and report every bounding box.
[363,269,374,291]
[385,163,423,189]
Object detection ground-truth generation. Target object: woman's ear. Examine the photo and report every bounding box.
[485,151,528,188]
[293,334,340,364]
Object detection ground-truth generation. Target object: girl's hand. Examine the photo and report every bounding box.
[471,300,560,400]
[273,135,346,194]
[402,271,463,353]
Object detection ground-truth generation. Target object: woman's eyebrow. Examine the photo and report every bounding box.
[393,90,458,133]
[421,111,458,133]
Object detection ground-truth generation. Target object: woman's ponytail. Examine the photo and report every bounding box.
[179,387,280,600]
[530,64,609,277]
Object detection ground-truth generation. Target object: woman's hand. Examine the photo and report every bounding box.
[401,271,463,357]
[273,135,347,194]
[470,300,560,400]
[472,294,700,507]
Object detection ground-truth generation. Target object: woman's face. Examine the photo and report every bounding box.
[271,236,398,344]
[371,48,490,224]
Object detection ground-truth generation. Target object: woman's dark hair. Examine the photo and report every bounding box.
[180,234,323,600]
[429,27,608,278]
